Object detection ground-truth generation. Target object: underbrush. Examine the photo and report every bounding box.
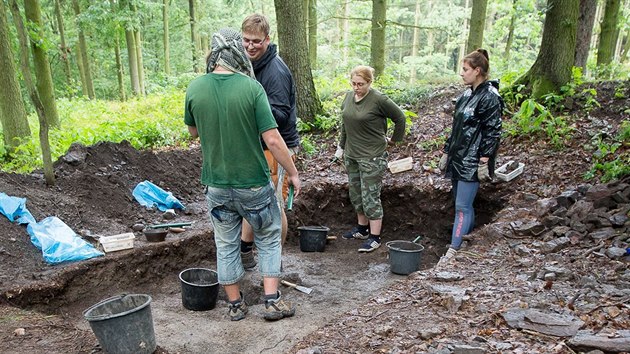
[0,90,189,173]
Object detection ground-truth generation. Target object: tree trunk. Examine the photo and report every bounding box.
[0,0,31,153]
[114,33,126,101]
[308,0,317,68]
[504,0,516,61]
[53,0,72,88]
[75,43,88,96]
[189,0,199,73]
[125,28,140,95]
[575,0,598,69]
[129,1,145,95]
[134,30,145,95]
[621,30,630,62]
[274,0,322,121]
[409,0,421,84]
[466,0,487,54]
[341,0,349,65]
[71,0,95,99]
[8,0,54,185]
[459,0,470,69]
[24,0,60,128]
[597,0,621,67]
[516,0,579,98]
[163,0,170,76]
[370,0,386,78]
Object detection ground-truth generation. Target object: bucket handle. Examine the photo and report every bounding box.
[413,235,422,243]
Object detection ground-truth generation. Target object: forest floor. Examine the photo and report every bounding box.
[0,81,629,354]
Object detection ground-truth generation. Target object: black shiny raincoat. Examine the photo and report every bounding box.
[444,80,503,182]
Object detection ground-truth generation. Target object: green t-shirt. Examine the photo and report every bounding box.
[184,73,278,188]
[339,89,406,158]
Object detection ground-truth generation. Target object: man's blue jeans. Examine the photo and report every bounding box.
[205,183,282,284]
[450,179,479,250]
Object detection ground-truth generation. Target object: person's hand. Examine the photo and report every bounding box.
[438,153,448,171]
[288,174,301,198]
[477,163,490,182]
[334,146,344,160]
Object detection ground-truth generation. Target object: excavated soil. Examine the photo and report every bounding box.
[0,81,628,353]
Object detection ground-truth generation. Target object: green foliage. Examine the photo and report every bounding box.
[0,90,188,173]
[584,121,630,182]
[299,134,317,157]
[505,98,574,149]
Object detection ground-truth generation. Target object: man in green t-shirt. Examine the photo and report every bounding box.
[184,28,301,322]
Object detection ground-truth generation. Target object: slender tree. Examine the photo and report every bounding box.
[189,0,200,73]
[274,0,322,121]
[0,0,31,153]
[370,0,386,77]
[129,1,145,95]
[409,0,421,84]
[120,0,140,95]
[597,0,621,66]
[515,0,579,98]
[109,0,126,101]
[504,0,517,61]
[575,0,598,70]
[163,0,170,76]
[71,0,95,99]
[24,0,60,128]
[466,0,487,53]
[8,0,54,185]
[53,0,72,88]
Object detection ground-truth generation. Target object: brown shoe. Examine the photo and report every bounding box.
[263,291,295,321]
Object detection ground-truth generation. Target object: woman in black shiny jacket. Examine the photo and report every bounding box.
[436,49,503,268]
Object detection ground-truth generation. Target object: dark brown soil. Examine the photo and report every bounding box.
[0,81,628,353]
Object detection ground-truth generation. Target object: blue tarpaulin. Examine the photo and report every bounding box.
[0,192,103,264]
[132,181,185,211]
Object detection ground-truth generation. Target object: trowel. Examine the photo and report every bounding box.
[280,280,313,295]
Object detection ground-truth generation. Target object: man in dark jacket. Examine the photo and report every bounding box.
[239,13,300,269]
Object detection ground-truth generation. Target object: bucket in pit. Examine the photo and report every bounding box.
[83,294,156,354]
[179,268,219,311]
[387,240,425,275]
[298,226,329,252]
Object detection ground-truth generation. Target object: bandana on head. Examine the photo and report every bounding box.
[206,28,254,78]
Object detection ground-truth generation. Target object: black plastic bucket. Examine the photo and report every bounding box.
[298,226,329,252]
[179,268,219,311]
[387,240,425,275]
[83,294,156,354]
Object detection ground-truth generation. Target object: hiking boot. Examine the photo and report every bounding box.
[241,250,257,270]
[263,291,295,321]
[228,294,248,321]
[358,237,381,253]
[342,226,370,240]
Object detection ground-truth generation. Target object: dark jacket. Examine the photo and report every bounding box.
[444,80,503,182]
[252,44,300,148]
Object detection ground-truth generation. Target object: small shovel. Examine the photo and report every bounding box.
[280,280,313,295]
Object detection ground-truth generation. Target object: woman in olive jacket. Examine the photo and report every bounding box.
[436,49,503,268]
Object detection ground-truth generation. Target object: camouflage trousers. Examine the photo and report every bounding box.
[343,152,388,220]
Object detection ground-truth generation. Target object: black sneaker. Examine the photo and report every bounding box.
[342,226,370,240]
[358,237,381,253]
[241,250,257,270]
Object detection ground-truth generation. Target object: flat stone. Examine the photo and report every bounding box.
[502,308,584,337]
[610,213,628,227]
[586,184,613,201]
[541,237,571,254]
[434,271,464,282]
[511,220,546,236]
[568,200,595,220]
[606,247,627,259]
[589,228,616,241]
[568,330,630,352]
[557,190,580,208]
[452,344,486,354]
[543,216,566,228]
[536,198,558,217]
[551,225,571,236]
